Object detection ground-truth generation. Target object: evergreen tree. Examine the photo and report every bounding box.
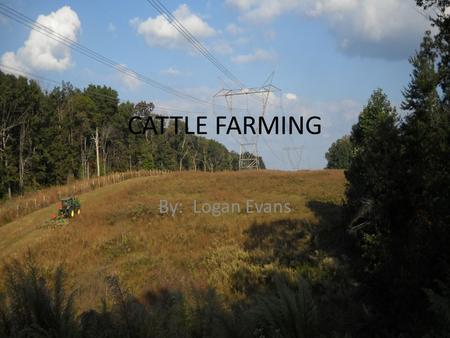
[417,0,450,104]
[344,89,402,333]
[345,27,450,335]
[345,89,400,217]
[394,26,450,334]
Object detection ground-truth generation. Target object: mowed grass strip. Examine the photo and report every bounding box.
[0,170,345,310]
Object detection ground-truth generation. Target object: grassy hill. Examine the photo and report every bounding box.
[0,170,346,311]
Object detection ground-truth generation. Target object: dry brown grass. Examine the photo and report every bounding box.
[0,170,167,226]
[0,170,346,311]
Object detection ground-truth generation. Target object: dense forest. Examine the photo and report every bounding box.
[340,0,449,334]
[0,75,264,199]
[343,30,449,337]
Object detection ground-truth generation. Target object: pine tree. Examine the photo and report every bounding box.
[345,28,450,335]
[395,27,450,335]
[416,0,450,104]
[345,89,400,217]
[344,89,403,333]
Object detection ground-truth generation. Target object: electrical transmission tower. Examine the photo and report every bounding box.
[283,146,304,170]
[214,84,280,170]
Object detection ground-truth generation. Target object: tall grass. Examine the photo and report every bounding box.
[0,253,78,337]
[0,170,168,226]
[0,170,347,311]
[0,255,324,338]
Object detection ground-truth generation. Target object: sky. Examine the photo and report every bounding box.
[0,0,435,169]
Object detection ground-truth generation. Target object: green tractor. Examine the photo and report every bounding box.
[58,197,81,218]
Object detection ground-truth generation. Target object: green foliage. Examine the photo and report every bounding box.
[246,278,318,338]
[0,257,326,338]
[325,135,352,169]
[0,74,243,200]
[416,1,450,105]
[0,72,43,197]
[0,253,78,337]
[345,88,400,220]
[344,23,450,335]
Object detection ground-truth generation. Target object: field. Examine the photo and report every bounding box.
[0,170,346,311]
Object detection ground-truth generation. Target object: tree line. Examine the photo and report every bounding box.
[0,76,264,200]
[325,0,450,334]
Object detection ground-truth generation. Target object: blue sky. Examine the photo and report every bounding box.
[0,0,433,169]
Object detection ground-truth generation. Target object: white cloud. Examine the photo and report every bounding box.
[227,0,297,21]
[107,22,116,32]
[232,48,275,63]
[264,30,276,40]
[323,99,361,121]
[212,40,234,55]
[226,0,431,59]
[161,67,182,76]
[131,4,216,49]
[117,64,141,90]
[285,93,297,101]
[234,36,250,45]
[226,22,243,34]
[226,0,259,12]
[0,6,80,75]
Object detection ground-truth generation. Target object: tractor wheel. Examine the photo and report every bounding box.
[70,210,75,218]
[77,209,81,215]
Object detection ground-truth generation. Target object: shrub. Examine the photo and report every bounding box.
[0,253,78,337]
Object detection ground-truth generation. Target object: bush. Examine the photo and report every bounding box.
[0,253,78,337]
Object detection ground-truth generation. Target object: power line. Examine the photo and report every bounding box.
[2,63,283,167]
[283,146,304,170]
[0,63,214,116]
[261,136,285,164]
[0,3,217,107]
[143,1,292,166]
[0,4,274,159]
[144,0,281,112]
[146,0,282,107]
[0,62,243,148]
[144,0,255,115]
[0,64,60,86]
[0,63,136,113]
[145,0,244,88]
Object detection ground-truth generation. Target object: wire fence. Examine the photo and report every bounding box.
[0,170,168,226]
